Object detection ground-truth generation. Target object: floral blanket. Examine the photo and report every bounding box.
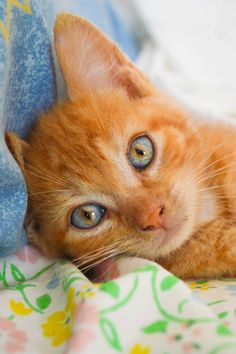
[1,246,236,354]
[1,4,236,354]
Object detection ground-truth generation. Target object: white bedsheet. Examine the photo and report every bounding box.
[132,0,236,122]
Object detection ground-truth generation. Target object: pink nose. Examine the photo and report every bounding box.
[134,205,165,232]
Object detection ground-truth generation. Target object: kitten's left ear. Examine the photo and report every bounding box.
[54,13,155,100]
[5,132,29,173]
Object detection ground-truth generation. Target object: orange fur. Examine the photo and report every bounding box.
[6,13,236,279]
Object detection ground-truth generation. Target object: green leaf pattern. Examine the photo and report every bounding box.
[143,320,168,333]
[100,318,122,351]
[36,294,51,310]
[0,247,236,353]
[10,264,26,282]
[100,281,120,298]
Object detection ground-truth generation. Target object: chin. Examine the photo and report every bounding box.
[152,219,195,259]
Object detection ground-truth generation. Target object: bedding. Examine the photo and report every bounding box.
[1,1,236,353]
[134,0,236,122]
[1,245,236,354]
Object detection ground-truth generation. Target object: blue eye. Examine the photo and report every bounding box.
[128,135,154,170]
[71,203,106,229]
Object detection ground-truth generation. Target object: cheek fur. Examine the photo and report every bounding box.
[148,171,199,258]
[23,87,201,265]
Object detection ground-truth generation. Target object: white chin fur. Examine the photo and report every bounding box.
[156,219,195,257]
[154,190,217,258]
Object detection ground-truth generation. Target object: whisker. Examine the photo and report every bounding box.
[207,193,236,198]
[197,184,236,194]
[193,150,236,181]
[73,249,121,267]
[27,170,67,187]
[71,240,128,262]
[196,164,236,185]
[26,164,68,186]
[186,141,229,181]
[72,240,134,270]
[79,251,123,273]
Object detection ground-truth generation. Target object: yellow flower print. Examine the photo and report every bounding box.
[41,287,76,347]
[189,281,209,291]
[130,343,151,354]
[9,300,32,316]
[0,0,31,43]
[78,283,99,300]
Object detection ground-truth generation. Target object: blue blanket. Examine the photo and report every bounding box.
[0,0,139,256]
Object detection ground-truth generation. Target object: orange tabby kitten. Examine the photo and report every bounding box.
[6,13,236,279]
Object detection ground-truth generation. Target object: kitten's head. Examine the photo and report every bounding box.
[6,14,205,264]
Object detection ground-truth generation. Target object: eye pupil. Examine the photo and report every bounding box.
[135,148,145,156]
[84,211,92,220]
[71,203,106,229]
[128,135,154,170]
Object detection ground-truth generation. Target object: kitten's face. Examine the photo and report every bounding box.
[18,92,202,262]
[6,14,208,264]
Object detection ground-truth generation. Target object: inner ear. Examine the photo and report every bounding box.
[54,13,155,100]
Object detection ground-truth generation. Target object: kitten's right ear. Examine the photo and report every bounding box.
[5,132,29,173]
[54,13,155,100]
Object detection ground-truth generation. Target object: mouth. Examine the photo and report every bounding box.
[151,219,184,240]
